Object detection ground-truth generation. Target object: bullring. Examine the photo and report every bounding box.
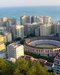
[24,36,60,57]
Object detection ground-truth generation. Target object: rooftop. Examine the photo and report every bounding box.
[54,53,60,62]
[16,25,24,29]
[9,42,22,48]
[38,58,47,65]
[22,15,27,19]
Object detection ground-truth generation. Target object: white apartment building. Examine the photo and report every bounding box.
[35,27,40,36]
[20,16,31,25]
[43,16,52,24]
[3,32,12,43]
[23,23,40,36]
[54,21,60,36]
[40,24,52,36]
[11,25,24,39]
[7,42,24,59]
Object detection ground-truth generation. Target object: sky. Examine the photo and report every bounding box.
[0,0,60,7]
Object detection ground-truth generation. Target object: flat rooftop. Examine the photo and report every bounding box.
[10,42,22,48]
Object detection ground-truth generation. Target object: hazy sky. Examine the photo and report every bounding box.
[0,0,60,7]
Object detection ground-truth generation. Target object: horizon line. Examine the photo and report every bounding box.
[0,5,60,8]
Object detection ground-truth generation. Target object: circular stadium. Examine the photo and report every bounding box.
[24,37,60,57]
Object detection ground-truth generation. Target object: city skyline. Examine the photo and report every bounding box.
[0,0,60,7]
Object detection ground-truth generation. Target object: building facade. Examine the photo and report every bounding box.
[40,24,52,36]
[11,25,24,39]
[54,53,60,75]
[20,16,52,24]
[54,21,60,37]
[3,32,12,43]
[0,43,6,59]
[7,43,24,59]
[20,16,31,25]
[23,23,40,36]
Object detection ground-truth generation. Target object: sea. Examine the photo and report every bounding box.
[0,6,60,23]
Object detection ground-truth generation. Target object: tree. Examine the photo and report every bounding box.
[16,59,29,75]
[13,68,23,75]
[0,58,55,75]
[27,61,51,75]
